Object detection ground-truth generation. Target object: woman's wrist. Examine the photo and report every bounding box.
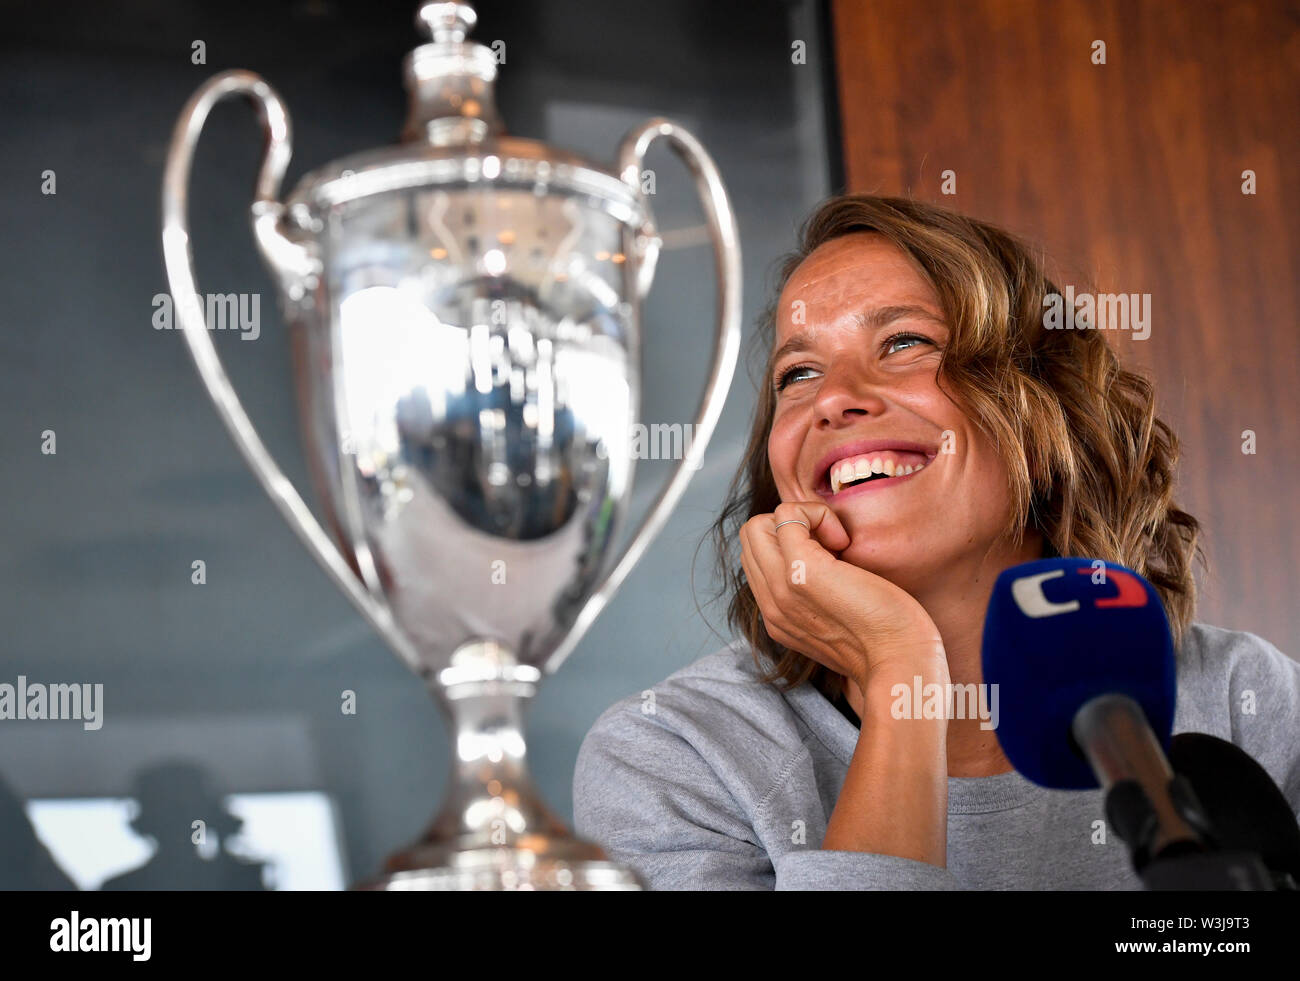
[826,665,949,863]
[854,632,950,695]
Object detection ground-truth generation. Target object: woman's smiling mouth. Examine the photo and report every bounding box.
[811,440,937,498]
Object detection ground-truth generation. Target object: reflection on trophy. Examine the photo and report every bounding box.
[160,1,740,888]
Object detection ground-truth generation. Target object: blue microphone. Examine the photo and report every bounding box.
[983,557,1219,875]
[981,556,1176,790]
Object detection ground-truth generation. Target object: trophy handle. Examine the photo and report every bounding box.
[161,70,423,674]
[542,119,742,676]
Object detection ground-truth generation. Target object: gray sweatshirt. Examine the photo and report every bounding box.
[572,622,1300,889]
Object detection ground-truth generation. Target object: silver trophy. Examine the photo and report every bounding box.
[160,1,740,889]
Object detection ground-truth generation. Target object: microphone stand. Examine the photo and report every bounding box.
[1073,694,1277,890]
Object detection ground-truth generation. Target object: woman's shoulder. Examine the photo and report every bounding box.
[1174,621,1300,809]
[573,642,828,889]
[1177,621,1298,694]
[579,640,805,754]
[574,640,813,812]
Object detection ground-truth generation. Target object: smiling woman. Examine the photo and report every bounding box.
[572,194,1300,890]
[729,197,1206,710]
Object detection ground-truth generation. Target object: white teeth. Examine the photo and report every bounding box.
[831,461,853,494]
[828,455,928,494]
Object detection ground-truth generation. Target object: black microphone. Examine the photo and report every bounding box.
[1166,733,1300,889]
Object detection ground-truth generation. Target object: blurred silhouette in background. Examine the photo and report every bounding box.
[101,760,269,890]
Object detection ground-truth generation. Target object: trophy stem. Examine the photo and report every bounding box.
[359,642,642,890]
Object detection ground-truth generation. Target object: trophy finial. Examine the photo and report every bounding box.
[417,2,477,44]
[403,1,503,146]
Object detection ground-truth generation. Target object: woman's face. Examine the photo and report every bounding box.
[767,232,1023,592]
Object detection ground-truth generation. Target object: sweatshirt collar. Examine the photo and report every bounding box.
[785,677,1049,812]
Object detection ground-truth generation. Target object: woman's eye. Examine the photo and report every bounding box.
[884,332,932,355]
[775,364,817,391]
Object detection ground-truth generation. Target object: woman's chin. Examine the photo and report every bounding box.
[836,541,932,591]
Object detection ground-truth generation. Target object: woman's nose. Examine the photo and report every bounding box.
[812,361,888,425]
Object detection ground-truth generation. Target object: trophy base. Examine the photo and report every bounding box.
[349,652,646,891]
[356,844,644,891]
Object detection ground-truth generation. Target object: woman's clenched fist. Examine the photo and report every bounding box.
[738,500,946,689]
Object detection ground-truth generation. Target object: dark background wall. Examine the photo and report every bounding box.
[833,0,1300,661]
[0,0,835,886]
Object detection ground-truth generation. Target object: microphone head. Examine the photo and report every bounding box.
[981,557,1176,789]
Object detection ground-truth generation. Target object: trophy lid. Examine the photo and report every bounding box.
[281,1,644,227]
[402,1,503,146]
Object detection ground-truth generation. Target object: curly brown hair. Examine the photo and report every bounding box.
[708,194,1204,703]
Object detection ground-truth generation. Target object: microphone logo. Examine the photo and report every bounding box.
[1011,566,1148,619]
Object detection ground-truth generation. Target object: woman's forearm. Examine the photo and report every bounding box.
[821,664,950,866]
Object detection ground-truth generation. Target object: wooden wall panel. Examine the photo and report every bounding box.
[832,0,1300,656]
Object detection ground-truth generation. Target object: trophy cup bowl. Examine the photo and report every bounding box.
[160,1,740,889]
